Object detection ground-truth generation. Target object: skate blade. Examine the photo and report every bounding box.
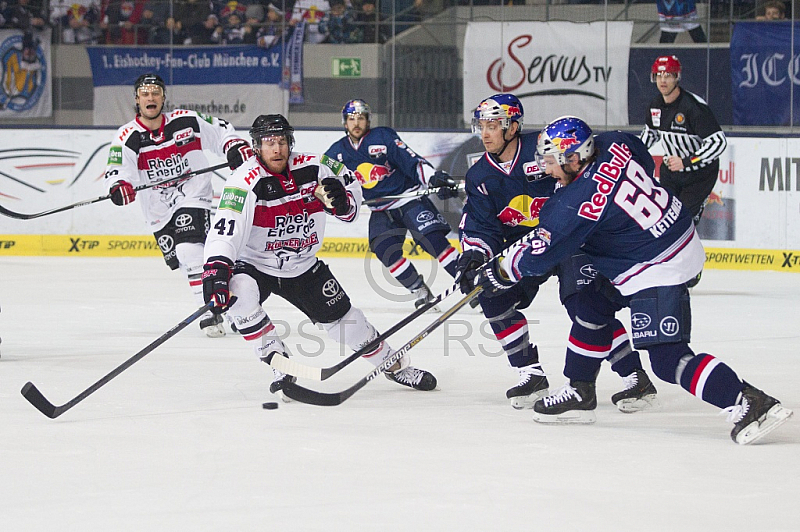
[510,388,549,410]
[203,324,226,338]
[736,404,793,445]
[616,394,659,413]
[532,409,597,424]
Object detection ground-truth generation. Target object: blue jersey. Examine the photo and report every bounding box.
[508,131,705,296]
[459,132,558,259]
[325,126,430,211]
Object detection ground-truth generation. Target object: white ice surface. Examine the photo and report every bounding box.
[1,257,798,531]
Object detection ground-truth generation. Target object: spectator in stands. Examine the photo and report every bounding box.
[656,0,707,43]
[242,2,264,44]
[290,0,330,43]
[757,0,786,19]
[255,2,291,48]
[101,0,146,44]
[355,0,387,43]
[320,0,358,43]
[176,0,218,44]
[412,0,444,20]
[50,0,101,43]
[142,0,184,44]
[3,0,48,31]
[213,9,246,43]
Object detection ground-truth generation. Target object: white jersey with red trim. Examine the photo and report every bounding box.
[204,151,361,278]
[104,109,246,232]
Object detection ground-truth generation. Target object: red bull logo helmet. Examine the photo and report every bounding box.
[471,93,524,134]
[342,99,371,125]
[537,116,594,167]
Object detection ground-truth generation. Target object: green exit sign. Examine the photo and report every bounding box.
[332,58,361,78]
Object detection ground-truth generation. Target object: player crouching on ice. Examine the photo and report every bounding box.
[474,116,791,444]
[201,114,437,398]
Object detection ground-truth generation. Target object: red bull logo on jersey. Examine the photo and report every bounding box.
[355,162,389,189]
[497,194,547,227]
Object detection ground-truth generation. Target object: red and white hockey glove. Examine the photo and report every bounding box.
[109,180,136,206]
[226,140,253,170]
[202,256,234,314]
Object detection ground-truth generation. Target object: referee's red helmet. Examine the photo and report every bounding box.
[650,55,681,83]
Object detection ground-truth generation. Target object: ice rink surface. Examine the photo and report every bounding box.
[1,256,798,531]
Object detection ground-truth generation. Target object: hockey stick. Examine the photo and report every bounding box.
[0,162,229,220]
[20,302,214,419]
[362,182,464,206]
[281,286,482,406]
[264,280,463,381]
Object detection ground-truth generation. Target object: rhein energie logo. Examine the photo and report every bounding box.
[0,32,46,113]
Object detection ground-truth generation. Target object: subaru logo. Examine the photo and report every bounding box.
[322,279,340,298]
[579,264,598,279]
[416,211,434,223]
[157,235,174,253]
[175,214,192,227]
[630,313,651,330]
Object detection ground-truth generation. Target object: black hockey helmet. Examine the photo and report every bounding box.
[249,114,295,151]
[134,73,166,96]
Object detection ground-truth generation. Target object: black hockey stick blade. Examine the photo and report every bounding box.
[0,162,228,220]
[281,286,482,406]
[20,301,214,419]
[265,281,462,381]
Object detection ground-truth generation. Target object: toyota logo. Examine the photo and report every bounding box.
[157,235,174,253]
[630,313,651,330]
[322,279,340,298]
[175,214,193,227]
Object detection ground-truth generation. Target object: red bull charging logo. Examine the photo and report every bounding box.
[552,134,579,153]
[497,195,547,228]
[355,162,389,189]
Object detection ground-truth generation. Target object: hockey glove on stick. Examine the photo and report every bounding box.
[109,180,136,206]
[474,258,518,297]
[428,170,459,200]
[455,249,488,295]
[202,256,234,314]
[318,177,352,216]
[226,140,253,170]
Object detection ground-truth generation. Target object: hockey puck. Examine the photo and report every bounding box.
[262,401,279,410]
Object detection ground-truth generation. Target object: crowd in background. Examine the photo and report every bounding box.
[0,0,792,46]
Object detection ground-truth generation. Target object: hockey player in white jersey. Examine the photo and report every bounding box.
[103,73,253,338]
[202,114,437,398]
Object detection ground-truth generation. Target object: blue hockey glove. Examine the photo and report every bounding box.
[455,249,488,295]
[475,258,518,297]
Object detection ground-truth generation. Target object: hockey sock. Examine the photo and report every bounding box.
[488,308,537,368]
[414,230,459,279]
[372,235,423,290]
[176,242,206,308]
[606,319,643,377]
[564,317,609,381]
[675,352,743,409]
[322,306,400,368]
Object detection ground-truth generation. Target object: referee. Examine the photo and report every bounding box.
[641,55,727,224]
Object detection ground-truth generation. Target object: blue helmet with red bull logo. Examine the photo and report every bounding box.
[342,99,371,125]
[471,94,524,134]
[536,116,594,167]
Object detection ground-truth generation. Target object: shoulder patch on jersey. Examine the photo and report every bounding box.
[218,187,247,213]
[320,154,344,174]
[107,145,123,165]
[196,111,214,125]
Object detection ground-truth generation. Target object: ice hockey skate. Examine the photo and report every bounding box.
[269,367,297,403]
[532,381,597,424]
[199,313,226,338]
[611,369,659,413]
[724,382,793,445]
[385,362,437,391]
[411,276,440,312]
[507,363,549,409]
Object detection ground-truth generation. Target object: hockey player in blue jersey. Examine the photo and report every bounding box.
[477,115,792,444]
[458,94,657,410]
[325,99,460,310]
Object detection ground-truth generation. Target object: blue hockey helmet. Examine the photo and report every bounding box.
[342,99,371,125]
[471,94,524,134]
[536,116,594,167]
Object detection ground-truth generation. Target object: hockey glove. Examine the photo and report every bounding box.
[455,249,488,295]
[475,258,518,297]
[428,170,459,200]
[226,140,253,170]
[202,256,234,314]
[319,177,351,216]
[109,180,136,206]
